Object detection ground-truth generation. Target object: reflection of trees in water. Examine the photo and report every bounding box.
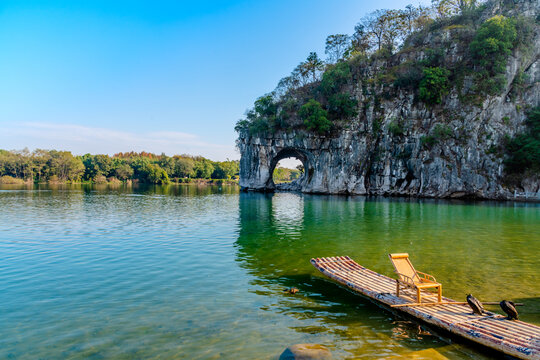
[1,183,240,197]
[235,193,408,280]
[235,193,540,354]
[235,192,312,280]
[234,192,444,354]
[124,183,240,196]
[235,192,415,280]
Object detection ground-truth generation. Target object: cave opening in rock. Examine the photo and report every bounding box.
[272,157,304,185]
[267,148,310,191]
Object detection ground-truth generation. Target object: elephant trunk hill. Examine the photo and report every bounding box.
[236,0,540,200]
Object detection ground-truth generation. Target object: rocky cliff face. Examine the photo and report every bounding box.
[237,0,540,199]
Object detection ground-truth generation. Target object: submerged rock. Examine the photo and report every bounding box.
[283,287,299,294]
[279,344,332,360]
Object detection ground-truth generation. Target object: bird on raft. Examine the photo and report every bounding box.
[500,300,519,320]
[466,294,486,315]
[284,287,299,294]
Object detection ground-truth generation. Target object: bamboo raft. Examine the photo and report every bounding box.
[311,256,540,360]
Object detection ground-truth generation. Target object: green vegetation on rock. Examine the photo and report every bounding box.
[419,67,450,104]
[470,15,517,95]
[420,124,453,149]
[388,120,404,136]
[299,100,331,134]
[504,106,540,175]
[236,0,532,137]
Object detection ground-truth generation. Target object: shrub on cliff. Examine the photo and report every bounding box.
[299,100,331,134]
[234,94,282,135]
[419,67,450,105]
[394,62,424,90]
[470,15,517,95]
[327,93,357,120]
[316,62,357,121]
[470,15,516,73]
[504,107,540,174]
[420,123,453,149]
[319,62,351,96]
[388,120,404,136]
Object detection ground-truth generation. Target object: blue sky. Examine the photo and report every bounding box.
[0,0,429,160]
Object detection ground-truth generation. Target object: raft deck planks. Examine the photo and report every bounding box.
[311,256,540,360]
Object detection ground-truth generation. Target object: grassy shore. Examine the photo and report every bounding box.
[0,175,238,186]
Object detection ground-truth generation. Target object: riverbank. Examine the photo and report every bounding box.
[0,175,238,186]
[0,149,240,185]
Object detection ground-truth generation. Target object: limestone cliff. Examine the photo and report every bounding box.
[237,0,540,199]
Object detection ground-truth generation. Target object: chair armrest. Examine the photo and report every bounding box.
[395,272,416,285]
[416,271,437,283]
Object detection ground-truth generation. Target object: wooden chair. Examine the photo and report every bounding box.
[388,253,442,304]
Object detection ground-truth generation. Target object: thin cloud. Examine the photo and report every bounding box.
[1,122,239,160]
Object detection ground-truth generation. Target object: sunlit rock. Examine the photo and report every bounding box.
[279,344,332,360]
[237,0,540,200]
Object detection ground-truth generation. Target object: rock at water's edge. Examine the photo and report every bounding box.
[279,343,332,360]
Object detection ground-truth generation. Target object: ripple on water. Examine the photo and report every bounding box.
[0,186,538,359]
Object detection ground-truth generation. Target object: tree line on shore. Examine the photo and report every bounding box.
[0,150,240,184]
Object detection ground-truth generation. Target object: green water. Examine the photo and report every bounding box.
[1,184,539,359]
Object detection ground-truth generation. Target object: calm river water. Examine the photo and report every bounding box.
[1,184,539,359]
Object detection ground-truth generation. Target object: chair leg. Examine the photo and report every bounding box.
[396,281,400,297]
[417,288,421,304]
[438,285,442,302]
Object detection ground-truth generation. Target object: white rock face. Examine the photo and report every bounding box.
[237,0,540,199]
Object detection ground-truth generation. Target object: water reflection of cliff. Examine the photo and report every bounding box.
[234,192,421,280]
[235,192,540,327]
[234,192,456,357]
[235,192,324,280]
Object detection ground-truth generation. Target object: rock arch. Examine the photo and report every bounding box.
[236,131,353,194]
[266,147,311,191]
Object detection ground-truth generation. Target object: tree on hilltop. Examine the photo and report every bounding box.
[325,34,350,63]
[299,52,325,82]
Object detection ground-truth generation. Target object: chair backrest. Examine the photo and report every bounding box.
[388,253,420,283]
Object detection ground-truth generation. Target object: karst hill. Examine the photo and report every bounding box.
[236,0,539,199]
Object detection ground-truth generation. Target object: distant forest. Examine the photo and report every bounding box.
[0,150,239,184]
[273,166,303,184]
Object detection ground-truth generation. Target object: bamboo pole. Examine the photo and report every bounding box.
[480,302,524,306]
[391,302,524,308]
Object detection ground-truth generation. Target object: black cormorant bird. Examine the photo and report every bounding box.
[466,294,485,315]
[500,300,519,320]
